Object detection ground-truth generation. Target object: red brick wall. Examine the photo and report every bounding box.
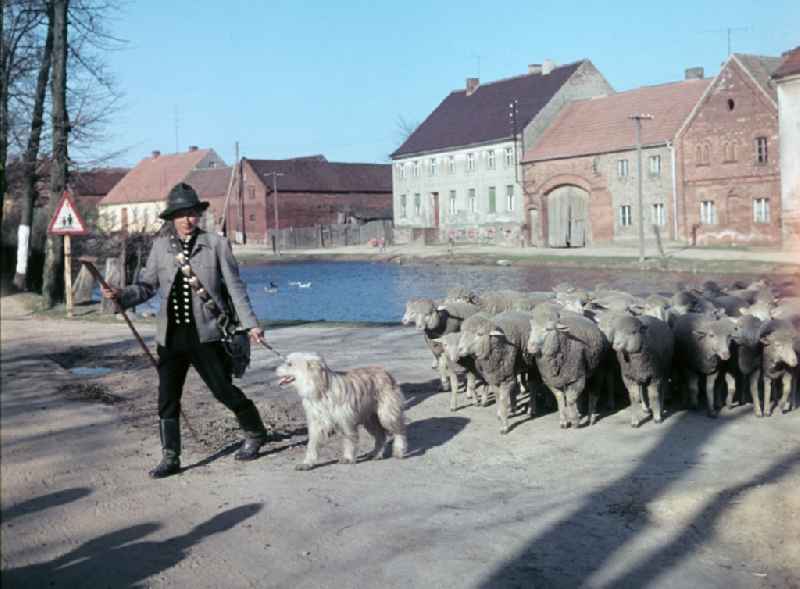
[678,59,781,245]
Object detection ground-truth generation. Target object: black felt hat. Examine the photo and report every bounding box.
[159,183,209,220]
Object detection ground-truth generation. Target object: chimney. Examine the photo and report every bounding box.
[466,77,480,96]
[542,59,556,75]
[685,67,704,80]
[151,150,160,159]
[528,63,542,75]
[188,145,198,152]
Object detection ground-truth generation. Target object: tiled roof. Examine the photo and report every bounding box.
[70,168,128,196]
[773,46,800,80]
[184,167,233,200]
[248,159,392,193]
[100,149,214,205]
[524,79,710,162]
[733,53,782,102]
[392,61,584,158]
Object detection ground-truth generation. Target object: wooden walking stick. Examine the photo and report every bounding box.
[80,258,207,447]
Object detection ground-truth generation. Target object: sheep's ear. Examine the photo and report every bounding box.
[692,329,707,339]
[556,322,570,332]
[489,329,504,337]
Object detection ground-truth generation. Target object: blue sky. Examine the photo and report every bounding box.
[103,0,798,168]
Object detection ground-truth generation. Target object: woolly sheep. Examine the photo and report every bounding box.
[758,319,799,416]
[726,314,763,413]
[435,331,481,411]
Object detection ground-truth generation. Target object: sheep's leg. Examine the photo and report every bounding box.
[750,371,763,416]
[624,376,644,428]
[564,385,582,429]
[339,424,359,464]
[779,371,793,414]
[607,369,617,412]
[650,380,664,423]
[296,422,323,471]
[687,372,700,410]
[725,371,737,410]
[437,354,450,392]
[551,387,568,428]
[705,371,719,418]
[587,383,600,426]
[764,376,773,416]
[528,382,537,418]
[496,381,515,435]
[447,359,460,412]
[465,370,477,403]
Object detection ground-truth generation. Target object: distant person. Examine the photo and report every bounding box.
[101,183,270,478]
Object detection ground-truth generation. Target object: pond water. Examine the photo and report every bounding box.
[224,260,765,323]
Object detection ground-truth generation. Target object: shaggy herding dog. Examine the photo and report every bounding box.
[276,352,407,470]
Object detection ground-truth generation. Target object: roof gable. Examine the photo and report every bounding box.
[524,78,710,162]
[392,61,584,157]
[100,149,218,205]
[184,167,233,200]
[248,158,391,193]
[732,53,782,103]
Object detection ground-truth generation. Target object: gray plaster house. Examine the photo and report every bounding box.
[390,59,613,245]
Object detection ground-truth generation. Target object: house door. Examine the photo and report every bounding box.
[527,208,540,246]
[432,193,440,227]
[547,185,588,247]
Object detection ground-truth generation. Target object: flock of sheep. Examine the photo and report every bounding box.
[401,277,800,434]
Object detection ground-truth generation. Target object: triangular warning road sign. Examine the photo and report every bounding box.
[48,192,89,235]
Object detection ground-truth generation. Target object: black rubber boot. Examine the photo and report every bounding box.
[234,402,268,461]
[149,418,181,478]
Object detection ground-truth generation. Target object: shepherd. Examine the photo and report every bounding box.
[101,182,269,478]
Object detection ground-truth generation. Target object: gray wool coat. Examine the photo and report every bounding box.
[118,229,259,346]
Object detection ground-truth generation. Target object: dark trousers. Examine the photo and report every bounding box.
[157,325,253,419]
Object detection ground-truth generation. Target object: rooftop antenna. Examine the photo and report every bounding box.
[702,26,750,56]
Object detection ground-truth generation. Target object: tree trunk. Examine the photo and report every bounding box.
[0,0,8,224]
[42,0,69,308]
[14,9,54,291]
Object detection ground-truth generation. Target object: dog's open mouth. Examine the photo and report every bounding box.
[279,375,295,386]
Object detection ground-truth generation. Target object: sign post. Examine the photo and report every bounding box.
[47,191,88,317]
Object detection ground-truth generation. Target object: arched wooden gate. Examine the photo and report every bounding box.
[547,185,589,247]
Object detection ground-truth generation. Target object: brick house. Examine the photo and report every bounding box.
[223,156,392,243]
[522,75,709,246]
[675,54,783,246]
[391,59,613,245]
[98,147,226,232]
[773,46,800,248]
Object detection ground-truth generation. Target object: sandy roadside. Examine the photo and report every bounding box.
[1,294,799,588]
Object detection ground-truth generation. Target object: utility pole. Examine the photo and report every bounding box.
[629,113,654,264]
[509,99,519,182]
[264,171,284,255]
[238,156,246,244]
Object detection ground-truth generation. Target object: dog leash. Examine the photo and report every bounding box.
[258,340,285,360]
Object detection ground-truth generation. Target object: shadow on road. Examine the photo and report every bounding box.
[1,487,93,523]
[406,416,470,457]
[1,503,263,588]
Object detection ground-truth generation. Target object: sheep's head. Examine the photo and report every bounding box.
[446,287,478,305]
[437,333,462,363]
[731,315,761,346]
[610,315,645,354]
[401,299,439,330]
[693,319,735,362]
[458,315,494,359]
[761,327,798,369]
[528,318,568,355]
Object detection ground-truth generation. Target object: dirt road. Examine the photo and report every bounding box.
[1,295,798,588]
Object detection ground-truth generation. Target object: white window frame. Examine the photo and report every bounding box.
[466,153,475,172]
[430,158,438,177]
[449,190,456,215]
[620,205,632,227]
[700,200,717,225]
[414,193,421,216]
[753,198,770,224]
[648,155,661,177]
[399,194,407,217]
[504,146,513,167]
[412,161,420,177]
[468,188,476,213]
[617,159,629,178]
[488,186,497,213]
[506,185,514,211]
[651,203,666,226]
[487,150,496,170]
[448,155,455,174]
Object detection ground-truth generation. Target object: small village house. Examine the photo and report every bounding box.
[773,46,800,248]
[391,59,614,246]
[97,147,226,233]
[522,73,709,246]
[675,53,783,246]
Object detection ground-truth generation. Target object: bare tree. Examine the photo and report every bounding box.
[394,114,419,147]
[41,0,67,308]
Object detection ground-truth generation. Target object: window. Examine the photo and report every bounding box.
[397,163,405,179]
[755,137,768,164]
[487,150,496,170]
[412,161,420,177]
[753,198,770,223]
[696,143,711,166]
[449,190,456,215]
[506,185,514,211]
[468,188,476,212]
[466,153,475,172]
[723,141,737,162]
[430,158,438,177]
[399,194,407,217]
[648,155,661,177]
[488,186,497,213]
[504,146,514,167]
[249,214,256,222]
[620,205,632,227]
[414,193,421,215]
[448,155,455,174]
[591,158,599,175]
[617,159,629,178]
[248,186,256,200]
[700,200,717,225]
[651,203,666,226]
